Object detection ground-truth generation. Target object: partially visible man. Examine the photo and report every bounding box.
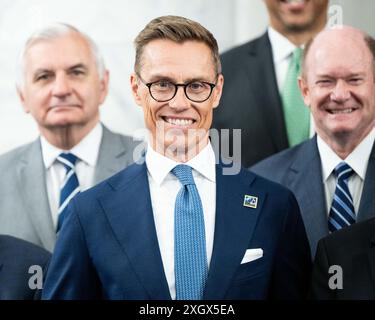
[0,23,138,252]
[310,217,375,299]
[0,235,50,300]
[213,0,329,167]
[252,26,375,256]
[43,15,311,300]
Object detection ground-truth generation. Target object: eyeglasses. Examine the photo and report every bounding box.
[137,75,217,103]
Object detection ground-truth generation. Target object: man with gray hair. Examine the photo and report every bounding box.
[0,23,138,252]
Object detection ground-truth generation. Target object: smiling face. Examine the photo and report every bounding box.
[131,39,223,161]
[19,32,108,136]
[299,28,375,148]
[264,0,328,33]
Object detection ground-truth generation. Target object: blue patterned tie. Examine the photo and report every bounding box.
[56,153,80,232]
[172,164,208,300]
[328,162,356,232]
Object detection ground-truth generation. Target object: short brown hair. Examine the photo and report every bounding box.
[134,15,221,76]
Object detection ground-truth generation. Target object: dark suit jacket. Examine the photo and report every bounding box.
[310,217,375,299]
[0,235,50,300]
[212,31,288,168]
[251,136,375,257]
[42,161,311,299]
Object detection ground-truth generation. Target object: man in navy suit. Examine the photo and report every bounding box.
[43,15,311,300]
[252,26,375,257]
[0,235,50,300]
[212,0,329,167]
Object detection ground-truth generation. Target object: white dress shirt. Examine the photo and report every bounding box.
[41,123,103,228]
[146,142,216,300]
[318,128,375,215]
[268,26,315,137]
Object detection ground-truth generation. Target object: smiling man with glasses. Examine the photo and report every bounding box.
[43,15,311,300]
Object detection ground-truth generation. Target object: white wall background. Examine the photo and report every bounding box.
[0,0,374,154]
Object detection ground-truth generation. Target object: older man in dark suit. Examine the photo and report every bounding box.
[252,26,375,257]
[212,0,329,167]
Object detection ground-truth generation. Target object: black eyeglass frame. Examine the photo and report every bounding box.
[137,74,217,103]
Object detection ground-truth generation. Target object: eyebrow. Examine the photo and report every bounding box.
[147,74,214,83]
[33,63,89,75]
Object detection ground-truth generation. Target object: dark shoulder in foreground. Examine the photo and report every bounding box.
[0,235,51,260]
[320,217,375,250]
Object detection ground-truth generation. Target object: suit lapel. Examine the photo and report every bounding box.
[17,140,56,251]
[358,142,375,221]
[100,163,171,299]
[245,32,288,151]
[204,166,264,299]
[287,137,327,255]
[94,125,136,184]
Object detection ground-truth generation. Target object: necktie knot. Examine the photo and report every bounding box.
[57,153,78,171]
[334,162,354,181]
[172,164,195,186]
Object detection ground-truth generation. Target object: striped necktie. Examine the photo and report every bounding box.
[328,162,356,232]
[56,153,80,232]
[281,47,310,147]
[172,164,208,300]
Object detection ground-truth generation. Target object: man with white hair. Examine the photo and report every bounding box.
[0,23,138,252]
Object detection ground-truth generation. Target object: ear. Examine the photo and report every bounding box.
[130,73,143,107]
[98,70,110,105]
[16,86,30,113]
[298,76,311,107]
[212,74,224,109]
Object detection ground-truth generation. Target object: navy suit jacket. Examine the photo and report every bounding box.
[212,32,289,168]
[251,136,375,257]
[0,235,50,300]
[43,161,311,299]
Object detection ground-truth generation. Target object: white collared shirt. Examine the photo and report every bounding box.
[146,142,216,300]
[41,122,103,228]
[318,128,375,215]
[267,26,315,137]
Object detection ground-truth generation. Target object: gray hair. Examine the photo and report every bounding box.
[16,22,106,89]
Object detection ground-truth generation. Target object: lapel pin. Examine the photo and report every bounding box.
[243,195,258,209]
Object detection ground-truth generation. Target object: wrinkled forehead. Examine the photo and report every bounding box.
[24,33,94,71]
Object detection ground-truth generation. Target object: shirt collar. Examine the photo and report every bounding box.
[40,122,103,169]
[267,26,299,64]
[145,142,216,186]
[317,127,375,181]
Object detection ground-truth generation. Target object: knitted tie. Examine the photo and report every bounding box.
[172,164,208,300]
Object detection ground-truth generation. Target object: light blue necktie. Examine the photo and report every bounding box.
[328,162,356,232]
[56,153,80,232]
[172,164,208,300]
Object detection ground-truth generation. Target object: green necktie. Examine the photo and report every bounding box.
[281,47,310,147]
